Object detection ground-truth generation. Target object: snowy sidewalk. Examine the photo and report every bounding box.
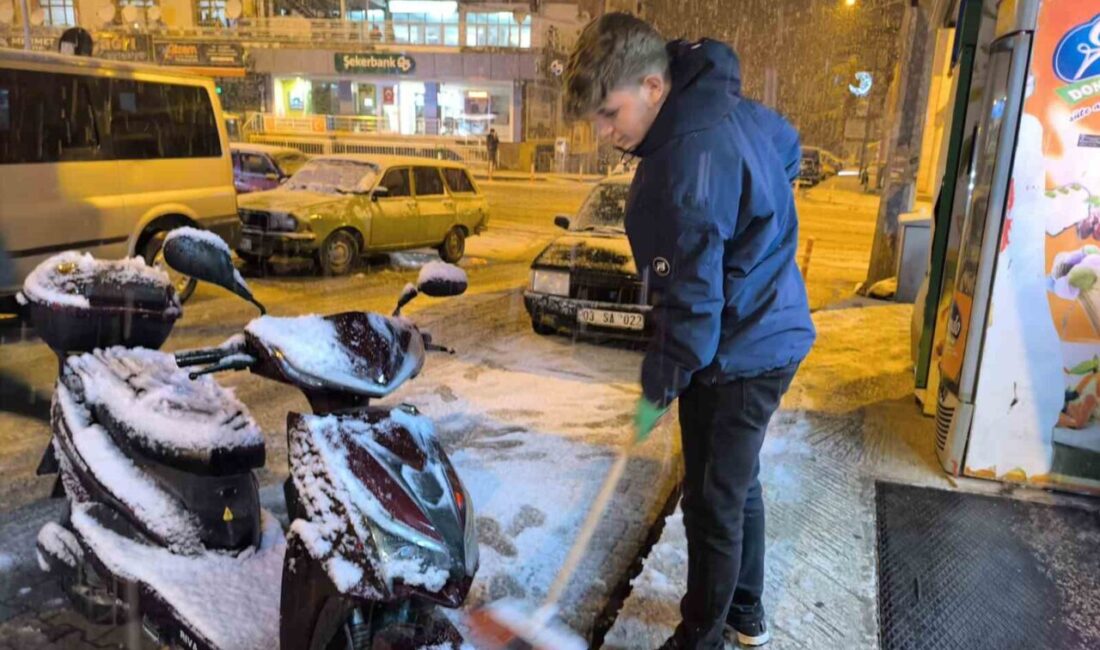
[603,302,948,649]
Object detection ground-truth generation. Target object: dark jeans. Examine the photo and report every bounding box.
[673,365,797,649]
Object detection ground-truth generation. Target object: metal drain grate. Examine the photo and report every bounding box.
[876,482,1100,650]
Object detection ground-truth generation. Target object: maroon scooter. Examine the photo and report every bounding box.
[31,228,478,650]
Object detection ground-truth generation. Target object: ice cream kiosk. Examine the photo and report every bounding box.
[937,0,1100,494]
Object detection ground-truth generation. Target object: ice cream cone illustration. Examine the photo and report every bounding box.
[1050,245,1100,336]
[1070,264,1100,335]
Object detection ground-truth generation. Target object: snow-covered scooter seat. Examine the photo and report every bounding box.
[62,347,266,476]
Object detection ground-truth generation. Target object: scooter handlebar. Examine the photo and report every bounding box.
[420,331,455,355]
[175,348,230,368]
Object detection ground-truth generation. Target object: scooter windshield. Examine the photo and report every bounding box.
[245,312,425,398]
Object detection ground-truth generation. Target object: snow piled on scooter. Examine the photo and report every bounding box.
[246,313,422,397]
[56,384,205,552]
[289,408,456,596]
[19,251,176,310]
[67,347,264,453]
[71,503,285,649]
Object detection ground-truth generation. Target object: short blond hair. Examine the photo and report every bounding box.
[563,13,669,119]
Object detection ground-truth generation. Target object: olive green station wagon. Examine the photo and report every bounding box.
[236,155,489,275]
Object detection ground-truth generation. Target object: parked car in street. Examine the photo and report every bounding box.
[236,155,489,275]
[524,175,652,340]
[799,155,822,187]
[0,48,239,305]
[231,143,310,194]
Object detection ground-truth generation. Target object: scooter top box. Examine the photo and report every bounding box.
[20,251,181,355]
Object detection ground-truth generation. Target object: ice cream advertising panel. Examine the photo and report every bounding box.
[966,2,1100,491]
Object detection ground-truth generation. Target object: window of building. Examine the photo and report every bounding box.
[347,6,384,37]
[40,0,76,26]
[466,12,531,48]
[391,11,459,46]
[195,0,226,25]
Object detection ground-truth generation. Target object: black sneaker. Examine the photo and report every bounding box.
[726,602,771,647]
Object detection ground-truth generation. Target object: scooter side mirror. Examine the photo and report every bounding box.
[417,261,468,298]
[162,228,266,314]
[393,282,419,316]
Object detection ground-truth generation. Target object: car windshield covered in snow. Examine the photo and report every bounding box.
[286,160,379,195]
[571,183,630,233]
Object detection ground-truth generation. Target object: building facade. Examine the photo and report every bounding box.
[0,0,586,144]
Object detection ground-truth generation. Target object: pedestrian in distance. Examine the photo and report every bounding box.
[563,13,815,650]
[486,128,500,173]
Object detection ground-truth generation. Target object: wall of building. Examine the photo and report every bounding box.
[157,0,195,29]
[916,26,958,201]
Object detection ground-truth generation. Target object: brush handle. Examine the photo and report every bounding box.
[534,446,631,626]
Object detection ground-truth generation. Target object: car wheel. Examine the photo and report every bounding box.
[143,230,197,303]
[531,319,556,336]
[438,227,466,263]
[319,230,359,276]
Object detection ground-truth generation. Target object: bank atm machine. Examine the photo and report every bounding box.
[937,0,1100,494]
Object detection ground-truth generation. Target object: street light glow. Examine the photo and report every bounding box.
[846,0,857,6]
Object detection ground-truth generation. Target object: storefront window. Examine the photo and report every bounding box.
[311,82,338,116]
[272,78,512,141]
[355,83,377,116]
[41,0,76,26]
[436,82,512,139]
[466,12,532,48]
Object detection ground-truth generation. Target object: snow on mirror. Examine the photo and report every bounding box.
[417,261,468,298]
[163,228,266,314]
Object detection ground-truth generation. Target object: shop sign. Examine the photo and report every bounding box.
[1054,13,1100,104]
[155,41,244,67]
[382,87,396,105]
[0,34,57,52]
[93,32,153,63]
[335,52,416,75]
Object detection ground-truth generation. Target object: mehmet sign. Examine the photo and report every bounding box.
[335,53,416,75]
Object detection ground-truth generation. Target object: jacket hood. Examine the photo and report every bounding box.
[633,39,742,158]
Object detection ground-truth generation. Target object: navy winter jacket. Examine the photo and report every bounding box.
[626,39,815,408]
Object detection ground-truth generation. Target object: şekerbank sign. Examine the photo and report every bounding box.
[335,53,416,75]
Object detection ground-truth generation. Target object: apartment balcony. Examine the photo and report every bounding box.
[0,10,579,55]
